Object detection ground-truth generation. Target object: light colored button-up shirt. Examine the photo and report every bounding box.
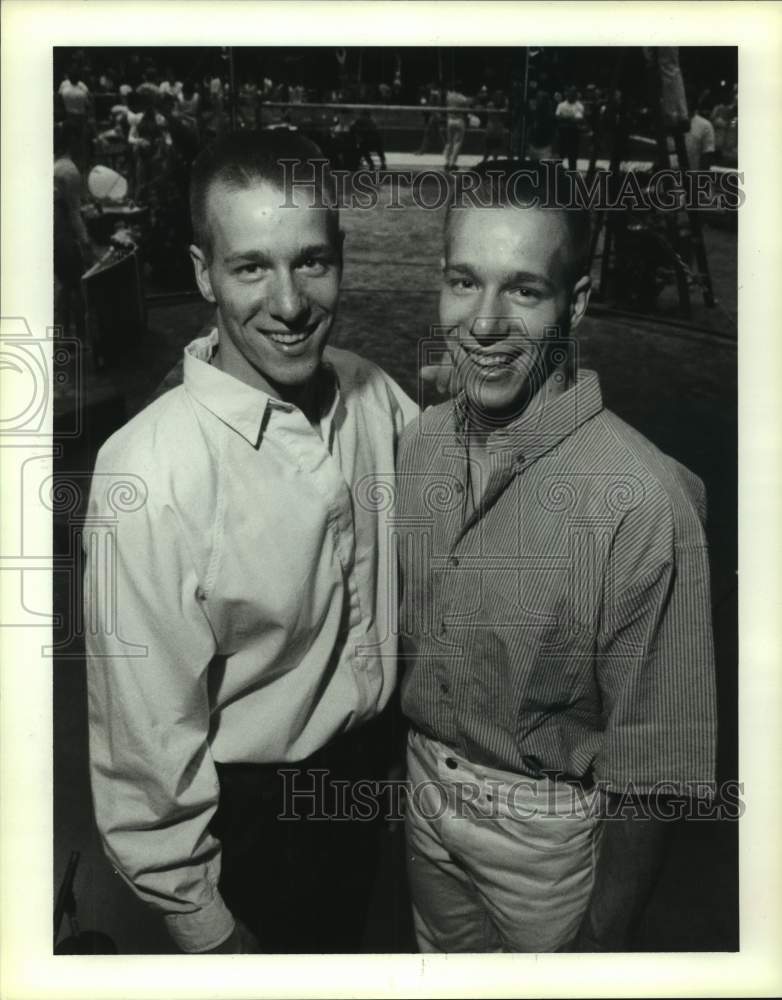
[84,330,417,952]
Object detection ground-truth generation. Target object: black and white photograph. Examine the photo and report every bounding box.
[1,2,781,998]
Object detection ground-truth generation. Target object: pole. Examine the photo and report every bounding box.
[228,47,237,131]
[520,47,530,160]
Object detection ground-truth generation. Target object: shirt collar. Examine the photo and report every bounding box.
[453,369,604,467]
[183,328,340,447]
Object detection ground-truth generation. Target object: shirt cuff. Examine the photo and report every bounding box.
[164,891,236,953]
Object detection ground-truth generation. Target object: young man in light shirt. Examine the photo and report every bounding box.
[84,131,418,954]
[396,162,717,952]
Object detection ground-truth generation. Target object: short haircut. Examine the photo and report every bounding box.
[445,159,592,283]
[189,130,338,259]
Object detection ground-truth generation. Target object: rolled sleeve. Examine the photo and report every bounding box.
[84,454,233,953]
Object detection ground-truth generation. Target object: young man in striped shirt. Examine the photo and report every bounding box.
[396,163,717,952]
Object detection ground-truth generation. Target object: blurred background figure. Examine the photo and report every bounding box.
[416,81,444,155]
[58,65,93,181]
[555,85,585,169]
[177,80,201,134]
[478,91,507,164]
[683,92,717,170]
[238,77,260,130]
[526,77,556,160]
[353,108,386,169]
[159,67,182,100]
[128,94,172,204]
[54,120,93,344]
[711,83,738,163]
[443,81,469,170]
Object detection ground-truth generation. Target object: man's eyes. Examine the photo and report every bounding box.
[445,278,541,301]
[232,259,331,279]
[446,277,477,293]
[299,257,330,274]
[510,286,541,301]
[234,263,265,277]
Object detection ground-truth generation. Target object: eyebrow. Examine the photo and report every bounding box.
[444,262,555,291]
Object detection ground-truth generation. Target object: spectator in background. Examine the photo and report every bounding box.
[711,84,738,162]
[475,84,490,127]
[353,108,386,170]
[137,66,162,102]
[59,67,91,116]
[416,82,444,155]
[238,78,260,131]
[54,120,92,345]
[683,95,716,170]
[479,97,506,164]
[58,66,93,178]
[97,71,116,94]
[160,68,183,100]
[527,78,556,160]
[177,81,202,135]
[128,95,173,203]
[444,82,469,171]
[555,86,585,170]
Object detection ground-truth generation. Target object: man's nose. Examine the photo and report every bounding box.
[469,299,519,346]
[268,272,310,326]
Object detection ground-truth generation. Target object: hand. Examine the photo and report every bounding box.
[419,355,457,398]
[202,918,260,954]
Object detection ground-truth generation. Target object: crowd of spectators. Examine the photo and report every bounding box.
[53,51,739,315]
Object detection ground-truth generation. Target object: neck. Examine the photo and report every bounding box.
[466,363,572,448]
[210,341,324,427]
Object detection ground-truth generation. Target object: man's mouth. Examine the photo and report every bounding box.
[460,345,524,369]
[266,330,313,346]
[259,324,320,354]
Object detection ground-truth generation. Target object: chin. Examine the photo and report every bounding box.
[465,378,532,419]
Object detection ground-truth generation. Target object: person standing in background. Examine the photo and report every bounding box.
[54,120,92,346]
[444,82,469,171]
[555,86,585,170]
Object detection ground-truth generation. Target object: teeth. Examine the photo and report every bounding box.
[469,353,515,367]
[268,332,310,345]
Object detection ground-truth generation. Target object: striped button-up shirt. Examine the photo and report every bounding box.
[85,330,417,952]
[396,370,717,794]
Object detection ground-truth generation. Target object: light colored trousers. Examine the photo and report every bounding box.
[405,729,603,952]
[444,119,466,167]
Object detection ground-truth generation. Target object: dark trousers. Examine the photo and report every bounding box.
[209,713,394,953]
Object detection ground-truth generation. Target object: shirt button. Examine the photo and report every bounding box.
[449,555,459,567]
[438,622,447,637]
[445,757,458,770]
[440,682,449,695]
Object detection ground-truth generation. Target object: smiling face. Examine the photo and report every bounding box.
[440,205,590,427]
[190,180,342,399]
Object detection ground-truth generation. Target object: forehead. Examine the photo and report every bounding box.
[204,179,336,254]
[446,205,572,272]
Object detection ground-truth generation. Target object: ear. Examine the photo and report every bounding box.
[189,244,215,303]
[569,274,591,331]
